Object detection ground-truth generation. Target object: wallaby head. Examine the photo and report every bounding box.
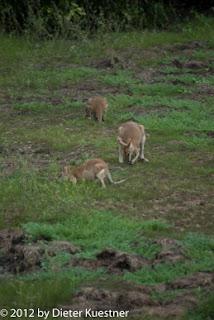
[62,165,77,184]
[69,174,77,184]
[117,137,134,159]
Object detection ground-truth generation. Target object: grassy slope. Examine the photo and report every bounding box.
[0,16,214,319]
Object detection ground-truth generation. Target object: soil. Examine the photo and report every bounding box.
[69,238,186,274]
[0,230,190,276]
[126,104,171,117]
[1,228,213,317]
[60,272,214,318]
[58,79,125,101]
[172,59,208,70]
[70,248,150,274]
[0,228,80,274]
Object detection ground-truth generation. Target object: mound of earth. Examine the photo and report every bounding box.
[61,285,156,316]
[0,228,80,273]
[169,272,214,289]
[92,54,126,70]
[1,230,188,275]
[61,272,214,318]
[70,248,149,274]
[60,272,213,318]
[153,238,186,264]
[69,238,186,274]
[172,59,209,69]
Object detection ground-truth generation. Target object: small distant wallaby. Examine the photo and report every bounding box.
[117,121,149,165]
[62,158,126,188]
[85,96,108,123]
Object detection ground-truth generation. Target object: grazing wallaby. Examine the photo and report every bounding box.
[62,158,126,188]
[117,121,149,165]
[85,96,108,122]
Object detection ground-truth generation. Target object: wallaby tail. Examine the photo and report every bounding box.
[107,170,127,185]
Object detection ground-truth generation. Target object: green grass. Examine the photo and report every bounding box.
[124,233,214,285]
[132,83,190,96]
[102,70,138,87]
[0,269,104,309]
[23,213,170,258]
[0,16,214,319]
[183,292,214,320]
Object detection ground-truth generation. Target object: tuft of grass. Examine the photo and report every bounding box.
[0,268,104,309]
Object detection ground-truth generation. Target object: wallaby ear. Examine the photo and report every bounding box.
[139,124,145,133]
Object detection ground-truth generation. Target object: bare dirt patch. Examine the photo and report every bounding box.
[58,79,125,101]
[70,248,150,274]
[136,68,160,83]
[172,59,208,70]
[146,190,214,233]
[196,83,214,96]
[153,238,186,264]
[171,41,207,51]
[0,142,97,176]
[60,272,213,318]
[126,104,170,117]
[91,54,127,70]
[169,272,214,290]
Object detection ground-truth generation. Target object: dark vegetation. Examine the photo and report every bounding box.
[0,0,214,37]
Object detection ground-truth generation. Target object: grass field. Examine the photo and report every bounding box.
[0,16,214,319]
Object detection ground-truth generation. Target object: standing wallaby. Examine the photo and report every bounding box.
[117,121,149,165]
[85,96,108,123]
[62,158,126,188]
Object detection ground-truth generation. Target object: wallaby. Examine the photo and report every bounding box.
[117,121,149,165]
[85,96,108,123]
[62,158,126,188]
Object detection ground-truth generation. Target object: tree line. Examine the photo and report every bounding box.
[0,0,213,37]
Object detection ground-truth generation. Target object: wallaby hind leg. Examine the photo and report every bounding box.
[97,113,102,123]
[128,150,133,164]
[131,150,140,164]
[96,169,106,188]
[102,108,107,122]
[93,111,97,121]
[140,134,149,162]
[85,106,91,119]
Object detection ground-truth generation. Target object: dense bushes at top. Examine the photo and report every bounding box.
[0,0,213,37]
